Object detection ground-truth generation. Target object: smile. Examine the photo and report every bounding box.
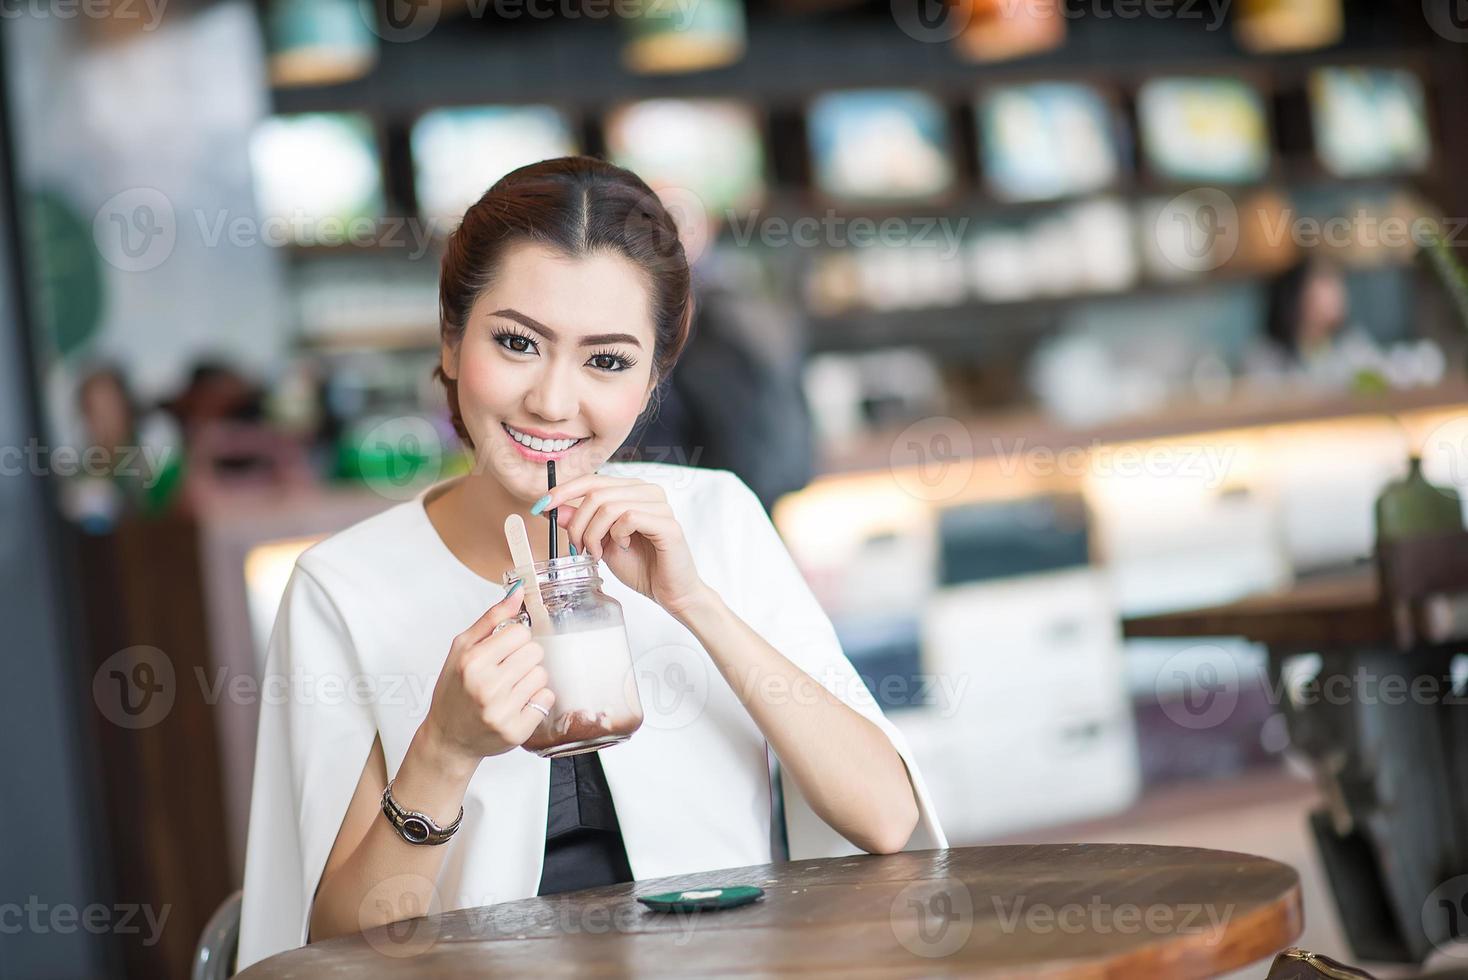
[501,423,587,459]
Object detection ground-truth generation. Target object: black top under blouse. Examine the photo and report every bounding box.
[537,751,634,896]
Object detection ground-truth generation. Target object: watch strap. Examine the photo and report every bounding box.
[380,779,464,846]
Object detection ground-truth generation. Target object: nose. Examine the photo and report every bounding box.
[523,358,578,423]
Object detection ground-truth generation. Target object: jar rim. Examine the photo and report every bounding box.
[501,552,599,588]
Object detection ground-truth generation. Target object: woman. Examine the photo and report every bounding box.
[237,157,945,969]
[1247,255,1387,389]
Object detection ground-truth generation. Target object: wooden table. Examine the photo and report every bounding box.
[1122,569,1388,653]
[238,844,1301,978]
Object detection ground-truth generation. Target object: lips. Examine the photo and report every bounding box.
[501,422,587,461]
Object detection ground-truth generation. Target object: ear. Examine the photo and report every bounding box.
[439,339,458,382]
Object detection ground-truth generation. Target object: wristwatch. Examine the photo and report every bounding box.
[380,780,463,845]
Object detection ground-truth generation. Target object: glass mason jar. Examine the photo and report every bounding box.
[501,553,644,758]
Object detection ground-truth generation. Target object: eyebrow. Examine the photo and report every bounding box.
[489,308,644,349]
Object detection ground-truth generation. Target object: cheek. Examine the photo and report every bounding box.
[456,349,515,410]
[591,376,651,432]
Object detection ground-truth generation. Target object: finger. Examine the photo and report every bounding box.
[553,485,661,525]
[507,662,549,707]
[493,641,545,687]
[513,687,556,742]
[539,474,650,514]
[462,625,534,688]
[581,500,638,560]
[607,509,649,551]
[458,584,526,647]
[564,497,671,523]
[562,487,657,553]
[609,509,680,552]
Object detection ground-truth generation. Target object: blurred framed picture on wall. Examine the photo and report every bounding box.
[411,105,579,228]
[977,82,1125,203]
[1309,67,1431,178]
[604,98,766,216]
[1136,77,1271,184]
[807,89,955,203]
[249,112,385,245]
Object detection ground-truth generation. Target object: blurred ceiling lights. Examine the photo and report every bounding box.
[1234,0,1343,53]
[621,0,746,74]
[267,0,378,87]
[955,0,1066,63]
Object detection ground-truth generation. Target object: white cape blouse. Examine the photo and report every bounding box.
[237,462,946,970]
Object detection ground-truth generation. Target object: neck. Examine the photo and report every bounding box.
[426,464,557,583]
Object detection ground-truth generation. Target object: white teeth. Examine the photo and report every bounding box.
[505,425,580,453]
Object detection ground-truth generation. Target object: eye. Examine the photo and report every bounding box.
[493,329,538,355]
[588,349,636,373]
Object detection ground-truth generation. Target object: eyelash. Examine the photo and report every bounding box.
[492,329,638,373]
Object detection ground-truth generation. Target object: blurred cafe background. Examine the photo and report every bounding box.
[4,0,1468,976]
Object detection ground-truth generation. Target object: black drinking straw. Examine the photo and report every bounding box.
[546,460,558,563]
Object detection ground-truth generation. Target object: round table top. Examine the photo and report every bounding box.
[238,844,1302,978]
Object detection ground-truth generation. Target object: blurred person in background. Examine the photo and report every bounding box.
[627,216,815,514]
[164,360,264,431]
[162,359,313,509]
[1260,255,1357,369]
[1246,254,1443,391]
[64,364,182,527]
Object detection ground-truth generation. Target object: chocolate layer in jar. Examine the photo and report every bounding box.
[525,708,643,757]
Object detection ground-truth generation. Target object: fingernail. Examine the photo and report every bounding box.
[569,543,577,555]
[530,494,551,516]
[506,579,524,596]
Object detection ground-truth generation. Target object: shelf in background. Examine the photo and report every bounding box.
[300,323,439,351]
[756,171,1432,226]
[271,11,1437,115]
[815,380,1468,477]
[806,268,1273,354]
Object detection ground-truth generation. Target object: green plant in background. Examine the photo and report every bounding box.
[27,187,103,360]
[1421,226,1468,337]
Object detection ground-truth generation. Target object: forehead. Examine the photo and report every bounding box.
[475,242,656,347]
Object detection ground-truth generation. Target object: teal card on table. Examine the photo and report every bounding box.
[636,886,764,913]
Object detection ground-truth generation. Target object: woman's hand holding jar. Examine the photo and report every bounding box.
[311,585,556,943]
[422,584,557,762]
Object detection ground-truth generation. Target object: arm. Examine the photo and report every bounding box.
[667,586,920,856]
[540,470,921,856]
[309,727,477,942]
[309,588,552,941]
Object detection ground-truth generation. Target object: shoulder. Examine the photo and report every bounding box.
[601,463,786,617]
[291,497,430,595]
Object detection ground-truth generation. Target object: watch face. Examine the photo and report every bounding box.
[402,816,431,844]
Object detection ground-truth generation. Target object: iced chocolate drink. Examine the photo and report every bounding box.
[520,626,643,756]
[503,555,644,758]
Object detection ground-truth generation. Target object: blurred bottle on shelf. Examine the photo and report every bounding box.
[1375,455,1465,544]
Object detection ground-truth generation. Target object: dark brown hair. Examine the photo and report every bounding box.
[434,155,694,448]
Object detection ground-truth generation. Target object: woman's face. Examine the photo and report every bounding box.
[441,241,658,503]
[79,374,132,451]
[1297,267,1348,349]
